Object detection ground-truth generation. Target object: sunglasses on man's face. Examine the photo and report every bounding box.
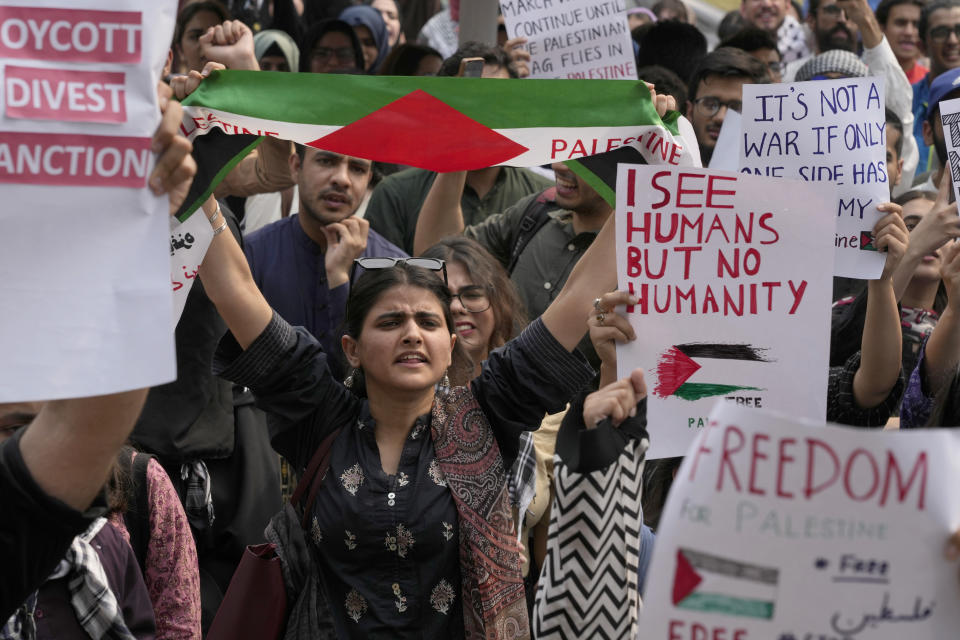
[350,257,448,285]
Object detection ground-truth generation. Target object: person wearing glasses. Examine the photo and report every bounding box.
[685,48,769,166]
[911,0,960,175]
[192,152,630,639]
[299,19,366,74]
[419,237,527,380]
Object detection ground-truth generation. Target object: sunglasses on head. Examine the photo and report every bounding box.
[351,257,448,285]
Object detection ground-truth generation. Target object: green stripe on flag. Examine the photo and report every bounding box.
[182,71,675,132]
[673,383,763,401]
[677,592,775,619]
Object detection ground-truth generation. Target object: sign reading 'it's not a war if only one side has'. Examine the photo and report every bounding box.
[615,166,836,459]
[0,1,178,402]
[642,403,960,640]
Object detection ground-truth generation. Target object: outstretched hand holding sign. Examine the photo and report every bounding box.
[892,172,960,299]
[583,368,648,428]
[853,203,908,409]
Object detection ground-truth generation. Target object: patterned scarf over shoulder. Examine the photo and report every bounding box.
[431,386,530,640]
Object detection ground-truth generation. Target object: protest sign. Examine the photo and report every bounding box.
[739,78,889,279]
[170,212,214,326]
[940,96,960,204]
[493,0,636,79]
[615,166,835,459]
[0,0,177,401]
[642,402,960,639]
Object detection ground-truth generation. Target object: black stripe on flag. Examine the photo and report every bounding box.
[675,343,773,362]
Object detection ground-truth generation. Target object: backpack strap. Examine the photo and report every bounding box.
[123,451,155,573]
[291,428,342,530]
[507,187,556,275]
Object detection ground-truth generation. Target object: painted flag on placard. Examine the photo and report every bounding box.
[652,343,774,401]
[175,71,697,218]
[672,548,779,620]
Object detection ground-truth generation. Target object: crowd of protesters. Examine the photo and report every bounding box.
[5,0,960,637]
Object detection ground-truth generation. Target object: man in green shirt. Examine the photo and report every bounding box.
[365,165,553,254]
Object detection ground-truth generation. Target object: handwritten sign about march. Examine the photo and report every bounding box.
[0,0,178,401]
[739,78,888,279]
[170,212,214,326]
[642,403,960,639]
[615,166,835,459]
[940,97,960,204]
[499,0,636,79]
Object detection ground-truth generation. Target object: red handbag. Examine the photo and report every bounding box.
[206,429,340,640]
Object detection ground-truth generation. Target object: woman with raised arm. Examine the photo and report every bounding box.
[195,172,619,637]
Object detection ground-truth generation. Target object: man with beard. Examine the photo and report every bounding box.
[243,145,406,378]
[739,0,812,64]
[783,0,918,191]
[911,0,960,175]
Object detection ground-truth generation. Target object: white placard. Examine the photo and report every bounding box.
[940,96,960,203]
[642,402,960,639]
[739,78,889,279]
[499,0,636,79]
[170,211,214,326]
[0,0,178,401]
[615,165,835,459]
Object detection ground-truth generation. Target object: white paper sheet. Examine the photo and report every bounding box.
[739,78,889,279]
[642,402,960,639]
[615,166,835,458]
[0,0,178,401]
[500,0,637,79]
[169,211,214,327]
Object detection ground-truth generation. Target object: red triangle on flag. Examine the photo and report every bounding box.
[672,549,703,605]
[653,346,702,398]
[306,89,530,172]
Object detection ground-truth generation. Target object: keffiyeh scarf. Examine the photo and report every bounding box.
[1,518,136,640]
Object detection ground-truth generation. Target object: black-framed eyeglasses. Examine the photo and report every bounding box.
[351,257,448,284]
[693,96,742,116]
[451,285,491,313]
[929,24,960,42]
[311,46,355,62]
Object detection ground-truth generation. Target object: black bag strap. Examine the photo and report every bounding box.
[123,451,155,573]
[291,428,342,530]
[507,187,556,274]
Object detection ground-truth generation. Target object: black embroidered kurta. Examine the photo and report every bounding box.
[215,314,594,639]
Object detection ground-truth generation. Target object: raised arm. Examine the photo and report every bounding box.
[852,204,908,408]
[892,176,960,299]
[196,196,273,348]
[413,170,467,255]
[919,241,960,395]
